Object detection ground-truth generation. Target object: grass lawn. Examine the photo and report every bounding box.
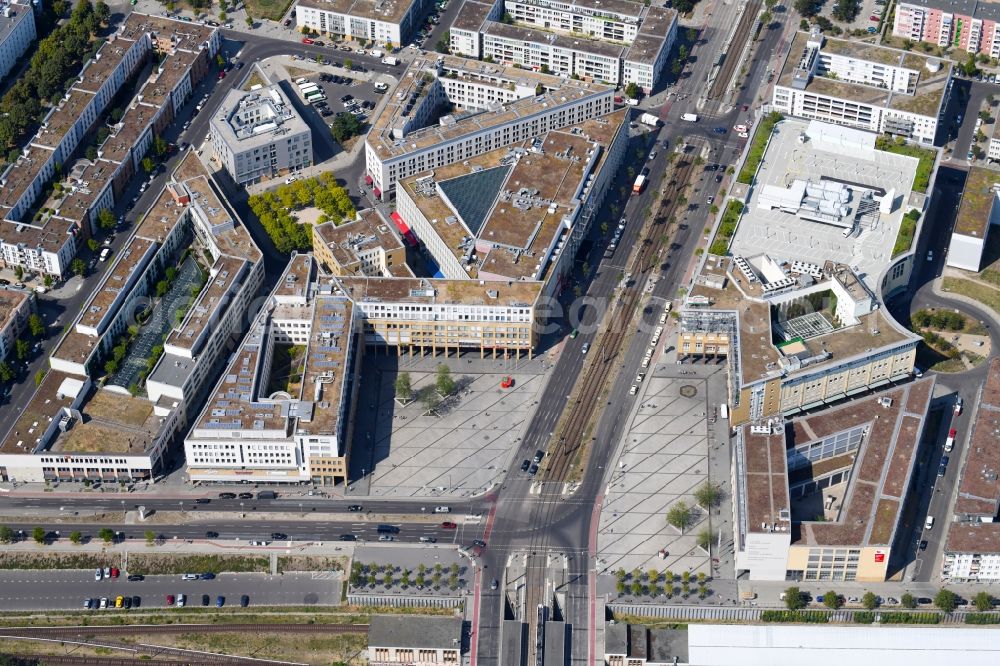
[58,424,134,454]
[737,112,782,185]
[265,344,306,397]
[942,276,1000,314]
[245,0,295,21]
[127,553,270,575]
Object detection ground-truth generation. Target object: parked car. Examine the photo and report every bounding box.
[202,594,211,606]
[348,504,364,511]
[200,572,216,580]
[132,596,141,608]
[166,594,175,606]
[127,574,144,582]
[241,595,250,607]
[520,459,531,472]
[216,595,225,607]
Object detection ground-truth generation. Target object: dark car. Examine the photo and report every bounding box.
[321,108,333,116]
[195,498,211,504]
[713,127,727,134]
[205,531,219,538]
[917,597,933,605]
[202,594,211,606]
[533,450,544,463]
[218,492,236,499]
[528,463,539,476]
[472,539,487,548]
[122,596,132,609]
[240,595,250,607]
[132,595,141,608]
[201,572,216,580]
[127,574,144,582]
[238,492,254,500]
[237,62,245,69]
[348,504,363,512]
[919,540,928,551]
[0,279,9,285]
[339,534,357,541]
[441,522,458,529]
[520,459,530,472]
[216,595,225,607]
[271,533,288,540]
[491,579,499,590]
[340,94,353,102]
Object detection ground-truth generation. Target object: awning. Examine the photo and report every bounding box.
[846,387,867,396]
[390,211,418,247]
[364,175,373,185]
[869,379,891,389]
[801,400,825,410]
[373,187,382,198]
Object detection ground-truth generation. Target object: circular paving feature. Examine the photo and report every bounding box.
[679,385,698,398]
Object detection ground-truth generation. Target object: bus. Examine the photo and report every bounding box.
[633,174,646,194]
[299,83,320,95]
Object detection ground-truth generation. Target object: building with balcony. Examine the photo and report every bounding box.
[0,287,33,364]
[893,0,1000,57]
[295,0,435,46]
[0,1,35,82]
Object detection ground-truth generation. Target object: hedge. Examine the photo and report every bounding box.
[965,613,1000,624]
[708,200,746,256]
[891,209,921,258]
[761,610,829,623]
[877,611,941,624]
[737,112,784,185]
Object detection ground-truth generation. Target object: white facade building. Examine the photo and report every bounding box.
[295,0,434,46]
[947,166,998,272]
[0,1,35,82]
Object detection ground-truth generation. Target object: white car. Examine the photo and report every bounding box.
[284,175,298,184]
[181,573,199,580]
[433,506,451,513]
[581,342,590,354]
[629,384,638,395]
[738,132,749,138]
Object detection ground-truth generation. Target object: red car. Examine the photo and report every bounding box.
[870,15,880,21]
[110,567,119,578]
[302,37,314,45]
[949,428,957,438]
[217,70,226,79]
[166,594,175,606]
[441,522,458,529]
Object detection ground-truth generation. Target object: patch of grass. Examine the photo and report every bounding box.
[942,277,1000,314]
[980,269,1000,287]
[930,357,967,373]
[242,70,267,91]
[126,554,269,575]
[875,136,936,193]
[737,112,783,185]
[276,555,347,574]
[245,0,296,21]
[761,610,829,623]
[965,613,1000,624]
[892,209,920,258]
[0,552,111,570]
[708,200,745,256]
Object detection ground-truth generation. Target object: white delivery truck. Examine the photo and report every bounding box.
[681,112,698,122]
[382,56,399,66]
[299,83,320,95]
[639,113,661,127]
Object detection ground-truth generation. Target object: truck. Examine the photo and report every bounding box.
[305,91,326,101]
[639,112,661,127]
[298,82,320,92]
[632,174,646,194]
[945,427,956,452]
[681,112,698,122]
[256,490,277,500]
[381,56,399,66]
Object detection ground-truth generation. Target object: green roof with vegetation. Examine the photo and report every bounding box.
[737,112,783,185]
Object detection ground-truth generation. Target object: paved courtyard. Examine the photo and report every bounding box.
[597,361,731,580]
[348,353,551,498]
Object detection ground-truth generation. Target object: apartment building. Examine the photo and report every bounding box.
[210,85,313,185]
[0,152,264,484]
[393,108,628,301]
[680,120,925,426]
[734,378,934,582]
[312,208,411,277]
[367,616,463,664]
[772,31,951,145]
[942,358,1000,582]
[947,166,999,272]
[0,287,32,364]
[0,14,220,277]
[364,54,614,199]
[184,253,360,486]
[450,0,676,91]
[295,0,434,46]
[0,1,35,82]
[894,0,1000,57]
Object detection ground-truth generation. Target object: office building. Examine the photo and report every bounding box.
[364,54,614,199]
[0,1,35,82]
[680,120,925,425]
[450,0,676,92]
[772,31,951,145]
[295,0,434,46]
[367,615,463,664]
[0,152,263,483]
[185,253,360,485]
[312,208,412,278]
[734,378,934,582]
[209,84,313,185]
[893,0,1000,58]
[947,166,999,272]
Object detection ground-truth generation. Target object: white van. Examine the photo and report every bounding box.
[294,77,309,84]
[99,247,111,262]
[925,515,935,530]
[433,506,451,513]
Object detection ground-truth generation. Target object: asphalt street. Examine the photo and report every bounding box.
[0,496,483,515]
[0,570,337,611]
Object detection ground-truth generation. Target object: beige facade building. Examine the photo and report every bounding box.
[368,616,463,664]
[0,287,33,364]
[312,209,410,278]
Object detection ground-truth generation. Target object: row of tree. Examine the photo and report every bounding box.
[0,525,117,545]
[0,314,47,383]
[784,586,992,614]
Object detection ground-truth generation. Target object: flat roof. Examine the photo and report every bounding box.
[367,615,463,649]
[0,288,28,332]
[49,388,161,455]
[296,0,418,23]
[99,103,156,164]
[624,7,676,64]
[140,49,199,109]
[900,0,1000,23]
[336,275,542,307]
[742,428,793,534]
[788,378,933,547]
[484,21,626,59]
[210,84,310,152]
[0,371,80,455]
[0,147,54,213]
[56,160,115,225]
[298,295,353,438]
[165,255,248,352]
[33,89,96,151]
[779,32,949,117]
[0,2,33,46]
[274,252,314,300]
[954,166,998,238]
[118,12,216,52]
[367,54,612,161]
[314,209,403,271]
[0,213,76,255]
[77,237,156,331]
[953,358,1000,518]
[74,39,135,94]
[452,0,493,32]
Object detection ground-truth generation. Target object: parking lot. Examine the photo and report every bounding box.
[817,0,888,36]
[291,69,383,126]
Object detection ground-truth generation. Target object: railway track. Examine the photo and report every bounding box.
[0,656,229,666]
[543,153,697,484]
[708,0,763,99]
[0,624,367,637]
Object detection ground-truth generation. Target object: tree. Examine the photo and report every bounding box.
[435,35,450,54]
[104,358,118,375]
[343,58,352,71]
[666,501,692,532]
[0,526,13,544]
[97,207,116,230]
[421,387,441,415]
[696,528,714,551]
[624,82,640,99]
[141,156,155,174]
[862,591,878,610]
[974,590,993,612]
[783,587,805,611]
[245,14,254,27]
[34,369,46,386]
[330,112,363,143]
[98,528,115,545]
[14,339,29,361]
[69,530,82,545]
[28,314,45,338]
[395,372,413,403]
[43,274,53,288]
[32,527,46,545]
[678,45,689,62]
[12,266,22,280]
[760,11,773,26]
[794,0,819,16]
[935,588,958,612]
[901,592,917,609]
[145,530,156,546]
[87,238,100,253]
[694,482,722,510]
[0,361,13,383]
[95,1,110,25]
[86,145,97,160]
[436,363,456,397]
[823,590,841,609]
[71,258,87,277]
[219,10,227,22]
